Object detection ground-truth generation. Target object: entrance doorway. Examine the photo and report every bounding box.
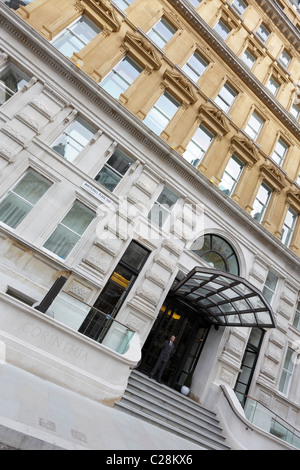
[139,298,209,390]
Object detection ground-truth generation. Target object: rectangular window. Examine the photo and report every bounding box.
[278,50,291,69]
[242,49,256,69]
[271,138,288,166]
[267,76,280,96]
[187,0,202,8]
[297,173,300,186]
[143,92,180,135]
[94,148,133,192]
[281,208,297,247]
[232,0,248,15]
[256,23,270,43]
[245,111,264,141]
[293,302,300,331]
[52,117,96,162]
[52,15,101,57]
[214,82,237,113]
[2,0,33,9]
[279,347,295,396]
[219,155,244,196]
[262,270,278,305]
[0,170,52,229]
[0,63,30,106]
[148,186,178,229]
[183,124,214,167]
[43,201,95,259]
[214,19,231,40]
[147,18,176,49]
[182,51,208,83]
[252,182,271,222]
[290,103,300,120]
[101,55,142,99]
[112,0,134,10]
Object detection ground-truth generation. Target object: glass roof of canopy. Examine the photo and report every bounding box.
[170,267,276,328]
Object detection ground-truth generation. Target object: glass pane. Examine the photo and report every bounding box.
[121,241,149,270]
[53,31,84,56]
[148,204,170,228]
[182,52,207,81]
[95,165,121,191]
[157,186,178,207]
[52,118,95,161]
[71,15,100,43]
[3,0,34,9]
[61,201,94,235]
[107,149,133,176]
[214,20,230,39]
[13,170,51,204]
[43,224,81,259]
[0,63,29,105]
[257,24,270,42]
[101,56,142,98]
[149,18,176,48]
[0,193,32,228]
[242,50,255,68]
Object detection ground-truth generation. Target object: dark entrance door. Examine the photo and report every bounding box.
[139,298,209,390]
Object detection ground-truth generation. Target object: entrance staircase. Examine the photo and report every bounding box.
[114,370,230,450]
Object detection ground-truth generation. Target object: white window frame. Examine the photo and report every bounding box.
[245,112,264,141]
[271,138,288,166]
[219,155,244,196]
[143,91,180,135]
[52,117,96,162]
[100,55,143,99]
[278,49,291,69]
[262,270,278,305]
[0,62,30,106]
[293,302,300,331]
[111,0,134,10]
[214,19,231,40]
[232,0,248,15]
[147,185,178,229]
[267,76,280,96]
[183,124,214,168]
[241,49,256,69]
[252,182,272,223]
[182,51,208,83]
[147,18,176,49]
[94,148,134,192]
[290,102,300,121]
[278,347,295,396]
[281,207,297,247]
[214,82,237,113]
[256,23,270,43]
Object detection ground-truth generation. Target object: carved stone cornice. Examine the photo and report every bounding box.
[163,69,197,104]
[230,132,260,164]
[259,162,287,190]
[76,0,121,32]
[286,188,300,211]
[198,101,231,135]
[123,31,162,70]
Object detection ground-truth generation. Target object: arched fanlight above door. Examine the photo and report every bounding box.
[190,234,239,275]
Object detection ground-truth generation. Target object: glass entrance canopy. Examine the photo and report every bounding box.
[170,267,276,328]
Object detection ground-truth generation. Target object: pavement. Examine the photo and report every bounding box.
[0,363,204,451]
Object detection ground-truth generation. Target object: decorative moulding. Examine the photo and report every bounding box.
[76,0,121,32]
[230,132,260,165]
[198,101,231,135]
[163,69,197,104]
[123,31,162,70]
[259,162,287,191]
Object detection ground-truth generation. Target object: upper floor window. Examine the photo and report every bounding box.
[293,302,300,330]
[297,173,300,186]
[262,270,278,304]
[232,0,248,15]
[278,49,291,69]
[252,182,271,222]
[148,186,178,229]
[0,170,52,229]
[143,91,180,135]
[2,0,33,9]
[183,124,214,168]
[281,208,297,247]
[214,19,231,40]
[0,63,30,106]
[147,18,176,49]
[187,0,203,7]
[52,15,101,57]
[245,111,264,141]
[241,49,256,69]
[271,138,288,166]
[214,82,237,113]
[290,102,300,121]
[182,51,208,83]
[52,117,96,162]
[266,76,280,96]
[101,55,143,99]
[94,148,133,192]
[278,347,295,396]
[219,155,244,196]
[256,23,270,43]
[112,0,134,10]
[43,201,95,259]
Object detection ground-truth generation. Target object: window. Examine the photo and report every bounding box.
[279,347,295,396]
[262,270,278,304]
[293,302,300,330]
[52,117,96,162]
[2,0,33,9]
[278,50,291,69]
[0,63,30,106]
[256,23,270,43]
[182,51,208,82]
[112,0,134,10]
[271,138,288,166]
[43,201,95,259]
[101,55,142,99]
[52,15,101,57]
[94,148,133,191]
[281,208,297,247]
[297,173,300,186]
[148,186,178,229]
[143,92,180,135]
[232,0,248,15]
[219,155,244,196]
[183,124,214,167]
[290,103,300,120]
[0,170,52,229]
[241,49,256,69]
[187,0,202,7]
[78,240,150,341]
[244,111,264,141]
[147,18,176,49]
[190,234,240,274]
[266,76,280,96]
[214,19,231,40]
[214,82,237,113]
[251,182,271,222]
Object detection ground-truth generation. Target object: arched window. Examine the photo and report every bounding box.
[190,234,239,275]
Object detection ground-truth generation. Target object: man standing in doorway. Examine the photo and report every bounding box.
[149,335,176,383]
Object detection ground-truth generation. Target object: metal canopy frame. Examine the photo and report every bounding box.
[170,267,276,328]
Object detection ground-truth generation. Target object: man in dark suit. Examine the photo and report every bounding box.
[149,335,176,383]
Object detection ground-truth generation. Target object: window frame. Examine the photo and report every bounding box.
[281,207,297,247]
[94,148,134,192]
[143,91,180,135]
[262,270,278,305]
[251,181,272,223]
[219,154,244,196]
[271,137,288,167]
[244,111,264,141]
[183,124,215,168]
[278,347,295,396]
[147,185,179,230]
[100,54,143,99]
[256,23,270,43]
[214,18,231,40]
[214,82,238,113]
[182,51,208,83]
[147,17,177,49]
[0,62,30,106]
